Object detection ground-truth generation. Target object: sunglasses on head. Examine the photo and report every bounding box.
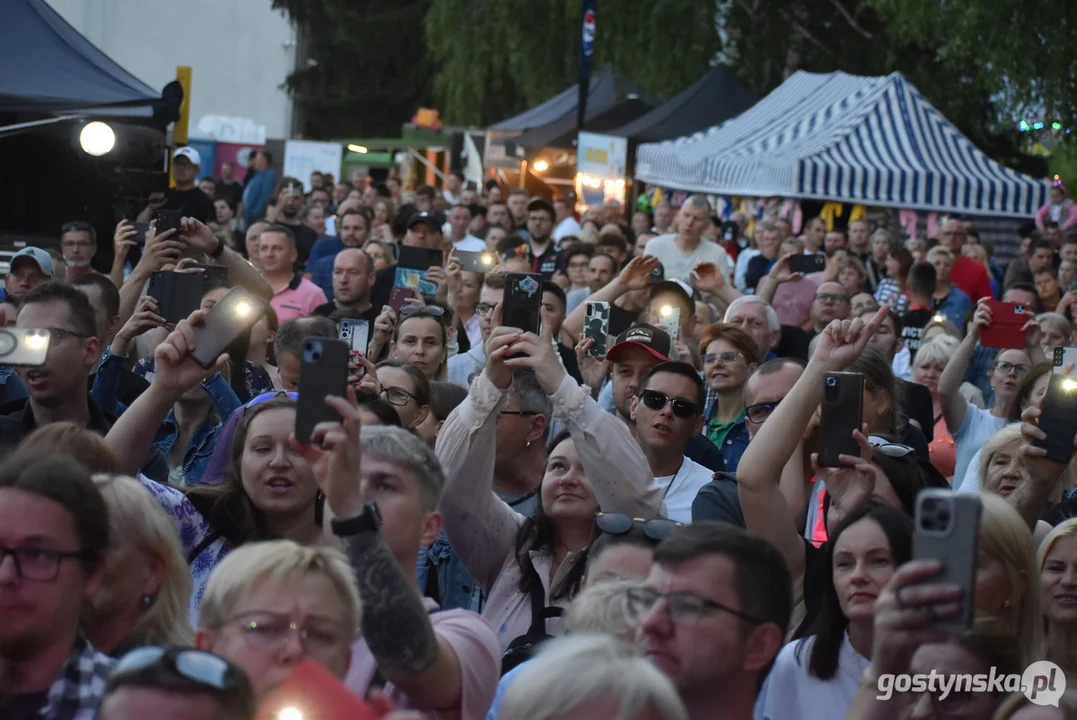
[62,221,93,233]
[595,512,682,542]
[245,390,298,408]
[400,305,445,317]
[112,646,244,693]
[868,435,914,458]
[638,389,699,419]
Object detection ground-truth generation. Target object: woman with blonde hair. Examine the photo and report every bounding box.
[497,634,687,720]
[1036,311,1074,352]
[912,336,985,478]
[1038,518,1077,678]
[83,474,194,655]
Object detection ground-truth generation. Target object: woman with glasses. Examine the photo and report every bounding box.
[373,358,431,429]
[437,323,663,654]
[939,298,1040,485]
[700,324,763,473]
[758,503,913,720]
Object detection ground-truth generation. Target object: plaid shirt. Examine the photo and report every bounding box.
[42,633,113,720]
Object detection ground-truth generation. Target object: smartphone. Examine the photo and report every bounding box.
[295,338,349,444]
[259,659,380,720]
[980,300,1028,349]
[398,246,444,271]
[819,371,864,467]
[154,209,181,237]
[388,286,416,312]
[339,319,370,353]
[502,273,543,334]
[584,301,611,358]
[657,304,681,342]
[132,222,150,245]
[1053,347,1077,377]
[0,328,50,366]
[1034,373,1077,464]
[194,263,228,286]
[147,271,204,324]
[789,253,826,274]
[648,261,665,285]
[913,490,981,633]
[189,287,267,368]
[457,250,497,274]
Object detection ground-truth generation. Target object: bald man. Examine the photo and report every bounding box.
[313,247,377,321]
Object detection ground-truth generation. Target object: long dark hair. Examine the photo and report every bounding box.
[513,430,589,602]
[185,397,320,546]
[797,503,913,680]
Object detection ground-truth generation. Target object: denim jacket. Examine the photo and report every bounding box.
[415,532,484,613]
[91,349,242,484]
[0,365,27,405]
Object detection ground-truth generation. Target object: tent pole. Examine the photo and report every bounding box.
[0,114,83,138]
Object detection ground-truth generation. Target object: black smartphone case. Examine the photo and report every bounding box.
[155,209,181,236]
[819,371,864,467]
[790,253,826,274]
[503,273,543,334]
[190,288,266,369]
[398,246,444,271]
[1035,374,1077,464]
[148,271,204,323]
[295,338,349,444]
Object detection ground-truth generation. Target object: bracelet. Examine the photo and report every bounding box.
[210,236,225,259]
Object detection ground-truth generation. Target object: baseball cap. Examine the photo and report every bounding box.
[650,279,695,307]
[527,198,555,217]
[172,146,201,165]
[407,211,443,233]
[606,323,671,363]
[10,247,55,278]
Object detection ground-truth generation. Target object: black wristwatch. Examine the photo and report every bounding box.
[209,235,225,259]
[331,502,382,536]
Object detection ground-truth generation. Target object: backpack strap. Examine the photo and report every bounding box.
[186,531,221,565]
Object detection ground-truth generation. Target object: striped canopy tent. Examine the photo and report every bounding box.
[635,70,1048,218]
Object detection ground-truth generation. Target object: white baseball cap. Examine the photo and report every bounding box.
[172,146,201,165]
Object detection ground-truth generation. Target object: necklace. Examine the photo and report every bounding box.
[661,461,684,501]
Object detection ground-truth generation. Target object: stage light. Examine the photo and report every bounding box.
[79,122,115,156]
[533,160,549,172]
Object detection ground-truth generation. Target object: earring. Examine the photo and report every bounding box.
[1003,599,1012,609]
[142,594,153,609]
[526,440,531,448]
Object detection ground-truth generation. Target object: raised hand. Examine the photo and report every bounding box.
[618,255,661,292]
[114,219,139,261]
[810,304,888,372]
[969,297,992,339]
[690,262,726,293]
[769,252,803,284]
[812,428,880,517]
[483,313,521,390]
[152,311,227,398]
[179,217,218,254]
[112,296,166,356]
[575,336,611,391]
[369,305,398,357]
[503,321,566,395]
[291,386,364,519]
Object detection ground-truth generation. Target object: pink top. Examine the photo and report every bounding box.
[345,598,500,720]
[435,372,665,653]
[270,274,328,323]
[1036,199,1077,231]
[760,273,822,327]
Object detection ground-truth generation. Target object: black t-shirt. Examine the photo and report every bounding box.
[608,304,640,337]
[776,325,815,361]
[276,221,318,267]
[312,302,379,323]
[161,187,215,224]
[901,307,934,359]
[218,179,244,207]
[745,254,775,292]
[530,243,563,280]
[899,379,934,443]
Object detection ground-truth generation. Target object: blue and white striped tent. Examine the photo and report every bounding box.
[635,71,1048,218]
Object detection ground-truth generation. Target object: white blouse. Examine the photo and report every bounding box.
[755,632,870,720]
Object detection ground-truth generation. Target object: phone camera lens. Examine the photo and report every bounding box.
[826,377,837,387]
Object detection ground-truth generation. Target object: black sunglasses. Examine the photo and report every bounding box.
[595,512,682,542]
[638,389,699,419]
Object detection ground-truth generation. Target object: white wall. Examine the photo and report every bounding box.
[44,0,296,138]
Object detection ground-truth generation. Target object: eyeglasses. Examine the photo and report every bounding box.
[381,385,415,406]
[868,435,914,458]
[46,327,89,342]
[113,646,244,693]
[745,400,779,424]
[994,361,1030,376]
[476,303,496,314]
[400,305,445,317]
[497,410,538,422]
[703,351,744,366]
[595,512,682,542]
[815,293,850,305]
[61,240,94,250]
[0,545,84,581]
[217,611,348,653]
[639,389,699,418]
[245,390,298,408]
[568,261,590,270]
[625,586,765,625]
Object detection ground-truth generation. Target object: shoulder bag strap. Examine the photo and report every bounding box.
[187,530,221,565]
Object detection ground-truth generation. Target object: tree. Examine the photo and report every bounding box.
[272,0,435,139]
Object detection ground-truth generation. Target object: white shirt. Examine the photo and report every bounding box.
[655,457,713,523]
[951,403,1007,486]
[755,634,869,720]
[644,234,732,284]
[452,235,487,252]
[891,345,912,381]
[553,216,581,241]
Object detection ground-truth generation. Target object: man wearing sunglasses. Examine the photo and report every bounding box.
[631,361,712,523]
[692,357,807,526]
[635,522,791,720]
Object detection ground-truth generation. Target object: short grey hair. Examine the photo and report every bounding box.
[508,369,552,419]
[360,426,445,511]
[681,194,712,215]
[724,295,780,332]
[499,634,688,720]
[564,578,647,643]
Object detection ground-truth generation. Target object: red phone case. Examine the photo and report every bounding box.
[388,286,415,312]
[980,300,1028,349]
[257,659,379,720]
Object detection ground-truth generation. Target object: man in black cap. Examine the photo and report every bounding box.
[525,198,562,279]
[368,211,446,312]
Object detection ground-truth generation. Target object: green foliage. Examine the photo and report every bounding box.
[272,0,434,138]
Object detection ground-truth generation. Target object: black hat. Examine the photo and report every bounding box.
[650,279,696,307]
[606,323,672,363]
[407,211,443,232]
[527,197,555,217]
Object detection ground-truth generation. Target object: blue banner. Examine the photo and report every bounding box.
[577,0,597,131]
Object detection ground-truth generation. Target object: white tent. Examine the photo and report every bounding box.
[636,71,1047,218]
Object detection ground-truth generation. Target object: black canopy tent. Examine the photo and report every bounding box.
[610,64,756,143]
[0,0,159,113]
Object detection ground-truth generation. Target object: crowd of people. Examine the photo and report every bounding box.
[3,148,1077,720]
